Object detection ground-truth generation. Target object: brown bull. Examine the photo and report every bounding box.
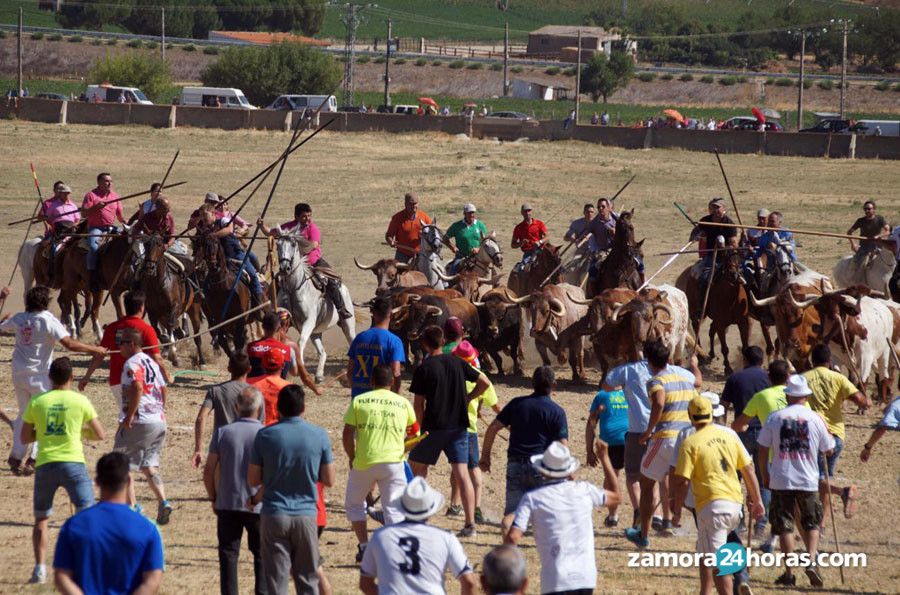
[381,286,463,365]
[433,268,495,302]
[473,286,524,376]
[354,257,427,293]
[393,293,479,346]
[749,279,831,368]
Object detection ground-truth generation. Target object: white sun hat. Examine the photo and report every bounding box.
[785,374,813,398]
[393,477,445,521]
[530,441,580,479]
[701,391,726,418]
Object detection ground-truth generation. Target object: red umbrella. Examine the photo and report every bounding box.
[751,107,766,123]
[418,97,438,107]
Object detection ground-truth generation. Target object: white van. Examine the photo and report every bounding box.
[851,120,900,137]
[179,87,256,109]
[83,84,152,105]
[392,104,418,115]
[265,94,337,112]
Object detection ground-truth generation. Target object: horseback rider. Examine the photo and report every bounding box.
[200,204,266,308]
[511,203,547,272]
[847,200,890,266]
[445,203,489,274]
[565,203,599,257]
[689,197,739,287]
[745,208,769,247]
[38,182,81,283]
[259,202,353,320]
[83,172,126,292]
[127,182,162,225]
[385,192,432,264]
[755,211,796,264]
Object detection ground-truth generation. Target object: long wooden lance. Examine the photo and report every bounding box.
[714,149,745,244]
[2,164,46,317]
[694,220,889,243]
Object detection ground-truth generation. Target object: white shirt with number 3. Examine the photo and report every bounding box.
[120,352,166,424]
[360,521,472,594]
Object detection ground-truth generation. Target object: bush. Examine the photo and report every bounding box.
[817,79,834,90]
[736,75,748,83]
[718,75,737,86]
[679,73,693,82]
[126,39,142,49]
[700,74,714,83]
[201,41,342,106]
[431,60,442,67]
[145,41,158,50]
[510,65,524,73]
[393,58,406,65]
[0,30,5,39]
[563,66,576,76]
[30,32,43,40]
[637,72,656,82]
[545,66,561,75]
[414,57,427,66]
[48,33,63,42]
[356,54,370,64]
[88,53,171,102]
[449,60,465,69]
[489,62,502,71]
[91,38,103,46]
[660,73,673,81]
[797,79,812,89]
[894,82,900,92]
[68,35,83,43]
[373,56,386,64]
[774,78,793,87]
[765,78,775,85]
[182,44,197,52]
[874,80,890,91]
[467,62,484,70]
[203,46,219,55]
[106,39,117,46]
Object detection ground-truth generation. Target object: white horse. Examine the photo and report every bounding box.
[277,234,356,382]
[17,237,42,299]
[834,247,895,295]
[415,222,448,289]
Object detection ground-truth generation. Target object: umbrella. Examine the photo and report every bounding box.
[761,107,781,120]
[418,97,438,107]
[463,102,477,107]
[751,107,766,123]
[663,109,684,123]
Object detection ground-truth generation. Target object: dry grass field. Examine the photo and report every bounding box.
[0,121,897,594]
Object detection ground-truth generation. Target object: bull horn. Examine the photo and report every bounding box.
[509,294,533,305]
[477,276,493,285]
[390,305,407,315]
[565,291,592,306]
[432,266,458,283]
[749,291,777,308]
[653,303,673,324]
[395,262,410,270]
[426,305,443,316]
[353,257,377,271]
[868,290,886,298]
[473,301,484,307]
[408,294,422,303]
[609,302,627,323]
[549,297,567,317]
[789,292,819,309]
[840,295,862,315]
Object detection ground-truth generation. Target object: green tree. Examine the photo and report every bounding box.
[579,51,634,103]
[123,0,221,39]
[88,53,172,101]
[58,0,131,30]
[201,42,341,106]
[268,0,326,36]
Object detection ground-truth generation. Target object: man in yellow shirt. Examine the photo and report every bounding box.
[343,365,418,563]
[673,395,764,595]
[802,344,868,522]
[21,357,107,585]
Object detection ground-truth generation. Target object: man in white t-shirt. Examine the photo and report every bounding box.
[758,375,835,588]
[114,328,172,525]
[360,477,476,594]
[0,285,106,475]
[506,441,620,594]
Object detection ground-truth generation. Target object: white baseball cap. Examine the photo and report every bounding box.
[463,203,477,213]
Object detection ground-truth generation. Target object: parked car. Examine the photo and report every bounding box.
[392,104,419,115]
[180,87,255,109]
[486,111,535,121]
[850,120,899,137]
[799,118,853,133]
[337,105,365,113]
[36,92,67,101]
[266,94,337,112]
[734,119,783,132]
[84,85,152,105]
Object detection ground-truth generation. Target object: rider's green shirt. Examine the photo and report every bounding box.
[446,219,488,257]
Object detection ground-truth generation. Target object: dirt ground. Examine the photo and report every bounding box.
[0,122,897,594]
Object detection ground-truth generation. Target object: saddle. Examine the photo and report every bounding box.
[227,258,265,286]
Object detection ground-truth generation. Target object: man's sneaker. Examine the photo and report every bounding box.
[21,458,36,477]
[157,500,173,525]
[752,522,768,540]
[651,515,663,531]
[474,507,486,524]
[805,566,824,587]
[737,582,754,595]
[657,519,674,535]
[774,571,796,586]
[604,514,619,528]
[28,565,47,584]
[457,524,477,538]
[7,456,22,476]
[445,504,463,517]
[624,527,649,548]
[355,543,367,563]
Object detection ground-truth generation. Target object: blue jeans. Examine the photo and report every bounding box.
[504,456,544,515]
[446,257,464,275]
[234,249,263,295]
[87,226,115,270]
[738,426,770,527]
[818,435,843,479]
[33,462,94,518]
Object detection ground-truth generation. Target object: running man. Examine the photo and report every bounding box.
[586,384,628,526]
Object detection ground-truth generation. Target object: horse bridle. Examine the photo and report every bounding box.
[277,236,311,291]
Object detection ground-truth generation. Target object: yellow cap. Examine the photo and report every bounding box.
[688,394,713,423]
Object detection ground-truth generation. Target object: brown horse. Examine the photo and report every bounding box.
[140,234,205,367]
[191,232,253,356]
[591,210,644,296]
[508,243,562,298]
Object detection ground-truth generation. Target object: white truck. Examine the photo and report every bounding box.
[179,87,256,109]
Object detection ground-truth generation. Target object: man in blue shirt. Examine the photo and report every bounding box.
[346,297,405,397]
[479,366,568,535]
[755,211,797,263]
[248,384,335,594]
[54,451,164,594]
[586,387,628,526]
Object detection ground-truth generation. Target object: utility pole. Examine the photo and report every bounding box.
[161,7,165,62]
[341,3,370,108]
[383,18,391,108]
[503,21,509,96]
[17,8,23,98]
[797,31,805,131]
[574,30,582,124]
[839,19,849,119]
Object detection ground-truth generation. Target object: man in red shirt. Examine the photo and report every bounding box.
[246,312,293,379]
[83,172,126,291]
[249,350,290,427]
[78,290,172,403]
[385,192,433,263]
[511,203,547,271]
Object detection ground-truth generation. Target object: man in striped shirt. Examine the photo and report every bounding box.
[625,340,701,548]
